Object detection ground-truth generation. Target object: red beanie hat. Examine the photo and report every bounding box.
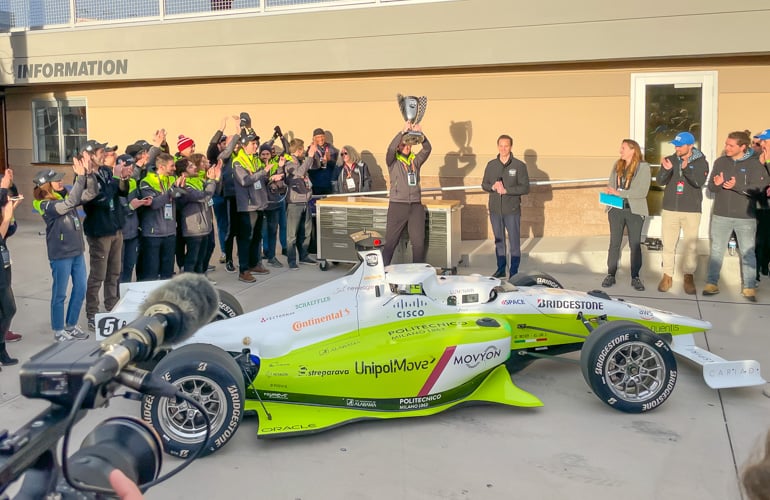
[177,134,195,153]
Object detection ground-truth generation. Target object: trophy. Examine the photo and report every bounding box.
[397,94,428,145]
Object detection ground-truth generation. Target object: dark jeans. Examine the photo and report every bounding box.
[286,203,312,265]
[382,202,425,266]
[607,207,644,279]
[223,196,238,264]
[236,211,264,273]
[262,208,280,260]
[490,211,522,258]
[120,236,140,283]
[140,235,176,281]
[0,272,16,348]
[86,232,123,319]
[183,235,209,273]
[212,194,228,254]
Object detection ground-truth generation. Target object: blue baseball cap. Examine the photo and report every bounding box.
[754,129,770,140]
[670,132,695,147]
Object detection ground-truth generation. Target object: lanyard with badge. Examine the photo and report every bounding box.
[160,175,173,220]
[676,156,689,194]
[400,159,417,187]
[344,164,356,191]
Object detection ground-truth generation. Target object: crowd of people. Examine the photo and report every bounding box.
[0,113,381,365]
[1,118,770,368]
[601,129,770,300]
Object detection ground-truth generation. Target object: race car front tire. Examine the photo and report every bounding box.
[580,320,677,413]
[142,343,245,457]
[214,289,243,320]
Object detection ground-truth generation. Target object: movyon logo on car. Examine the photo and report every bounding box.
[426,339,511,393]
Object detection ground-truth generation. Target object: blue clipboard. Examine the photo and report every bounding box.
[599,192,624,209]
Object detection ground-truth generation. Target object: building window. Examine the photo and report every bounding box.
[32,99,87,164]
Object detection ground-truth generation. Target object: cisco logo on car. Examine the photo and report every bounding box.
[396,309,425,319]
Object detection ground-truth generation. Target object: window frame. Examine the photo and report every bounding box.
[31,98,88,164]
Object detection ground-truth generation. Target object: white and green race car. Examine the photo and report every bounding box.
[96,241,765,458]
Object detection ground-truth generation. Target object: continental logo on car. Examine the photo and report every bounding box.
[536,298,604,310]
[292,308,351,332]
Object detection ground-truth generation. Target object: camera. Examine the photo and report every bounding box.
[0,274,219,498]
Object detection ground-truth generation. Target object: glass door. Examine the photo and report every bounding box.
[631,71,717,238]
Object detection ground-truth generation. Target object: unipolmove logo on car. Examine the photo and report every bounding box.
[354,357,436,378]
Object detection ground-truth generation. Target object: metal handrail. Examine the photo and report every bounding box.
[320,177,609,199]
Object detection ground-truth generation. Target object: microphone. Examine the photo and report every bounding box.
[84,274,219,386]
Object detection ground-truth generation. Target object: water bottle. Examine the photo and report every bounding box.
[728,237,737,256]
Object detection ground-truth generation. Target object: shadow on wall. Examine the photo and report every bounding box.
[521,148,552,239]
[362,150,386,192]
[439,121,485,239]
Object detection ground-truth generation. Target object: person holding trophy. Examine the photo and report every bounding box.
[383,94,432,266]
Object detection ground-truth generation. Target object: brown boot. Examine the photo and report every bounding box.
[248,265,270,275]
[657,274,672,292]
[683,274,696,295]
[238,271,256,283]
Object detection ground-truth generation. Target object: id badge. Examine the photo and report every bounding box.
[346,177,356,191]
[0,245,10,268]
[676,180,685,194]
[207,198,214,207]
[254,180,262,190]
[164,203,173,220]
[72,215,80,230]
[407,171,417,187]
[304,177,313,190]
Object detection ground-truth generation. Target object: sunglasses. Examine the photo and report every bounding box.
[341,151,348,156]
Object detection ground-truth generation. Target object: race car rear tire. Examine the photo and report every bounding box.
[142,343,245,457]
[509,272,563,289]
[580,321,677,413]
[214,289,243,321]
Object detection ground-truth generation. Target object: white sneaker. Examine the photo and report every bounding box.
[55,327,89,342]
[66,325,89,340]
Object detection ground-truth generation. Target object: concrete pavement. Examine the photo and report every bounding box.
[1,221,769,499]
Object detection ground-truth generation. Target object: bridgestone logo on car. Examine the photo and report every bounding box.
[355,358,434,378]
[453,346,502,368]
[214,385,242,448]
[595,333,630,375]
[537,298,604,310]
[641,370,677,411]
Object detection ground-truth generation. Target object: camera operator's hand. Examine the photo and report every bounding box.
[0,168,12,189]
[109,469,144,500]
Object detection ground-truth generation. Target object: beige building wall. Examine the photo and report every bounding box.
[1,1,769,86]
[7,58,770,237]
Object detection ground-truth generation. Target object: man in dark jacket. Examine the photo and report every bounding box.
[382,122,432,266]
[285,138,319,270]
[704,131,767,301]
[656,132,709,295]
[481,134,530,278]
[81,140,129,330]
